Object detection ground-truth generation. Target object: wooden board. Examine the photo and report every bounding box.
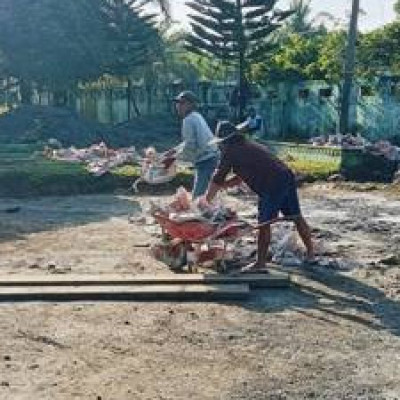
[0,284,250,302]
[0,272,290,289]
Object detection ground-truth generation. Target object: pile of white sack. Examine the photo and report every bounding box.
[44,141,139,176]
[309,134,400,161]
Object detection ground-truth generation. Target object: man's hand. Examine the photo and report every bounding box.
[223,175,242,189]
[206,182,221,203]
[163,148,177,158]
[161,156,176,169]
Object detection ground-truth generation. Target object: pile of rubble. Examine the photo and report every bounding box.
[309,134,400,161]
[44,141,138,176]
[149,187,236,224]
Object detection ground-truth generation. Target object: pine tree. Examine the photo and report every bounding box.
[185,0,293,119]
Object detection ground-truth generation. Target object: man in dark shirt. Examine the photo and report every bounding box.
[206,121,314,272]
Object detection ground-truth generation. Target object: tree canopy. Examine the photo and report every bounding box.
[357,21,400,77]
[185,0,293,118]
[0,0,168,102]
[395,0,400,18]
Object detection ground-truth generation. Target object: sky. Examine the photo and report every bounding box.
[169,0,397,32]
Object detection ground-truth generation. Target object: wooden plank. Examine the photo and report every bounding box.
[0,272,290,289]
[0,284,250,302]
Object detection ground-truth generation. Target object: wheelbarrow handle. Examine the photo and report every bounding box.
[253,215,300,230]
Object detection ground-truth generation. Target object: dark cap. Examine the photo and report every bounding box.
[209,120,238,145]
[173,90,198,104]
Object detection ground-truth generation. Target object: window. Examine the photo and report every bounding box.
[360,86,374,97]
[298,89,310,100]
[319,87,332,98]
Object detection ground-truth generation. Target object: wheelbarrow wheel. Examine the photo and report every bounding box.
[215,260,227,274]
[187,263,199,274]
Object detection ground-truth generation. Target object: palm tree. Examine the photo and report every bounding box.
[287,0,313,34]
[143,0,171,19]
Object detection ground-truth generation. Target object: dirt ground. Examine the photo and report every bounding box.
[0,186,400,400]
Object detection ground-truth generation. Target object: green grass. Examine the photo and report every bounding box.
[287,159,341,182]
[0,159,134,197]
[0,143,41,153]
[0,148,340,198]
[0,154,194,198]
[0,105,9,115]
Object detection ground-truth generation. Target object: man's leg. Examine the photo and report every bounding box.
[192,156,219,199]
[256,224,271,266]
[294,216,314,260]
[241,195,277,272]
[281,180,315,261]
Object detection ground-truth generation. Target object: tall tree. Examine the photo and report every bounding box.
[185,0,293,119]
[0,0,169,105]
[253,32,326,83]
[285,0,313,34]
[358,22,400,77]
[395,0,400,18]
[0,0,109,103]
[101,0,164,117]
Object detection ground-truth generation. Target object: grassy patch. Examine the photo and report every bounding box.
[0,160,128,197]
[0,155,194,198]
[0,105,9,115]
[287,159,340,181]
[0,146,341,198]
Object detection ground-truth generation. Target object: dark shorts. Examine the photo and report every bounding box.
[258,179,301,223]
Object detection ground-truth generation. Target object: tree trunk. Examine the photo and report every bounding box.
[54,89,68,107]
[19,80,32,105]
[127,78,132,121]
[236,0,247,122]
[340,0,359,134]
[146,85,152,115]
[127,78,141,118]
[108,88,114,124]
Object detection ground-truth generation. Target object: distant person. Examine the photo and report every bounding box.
[167,91,220,198]
[237,107,263,139]
[229,83,251,122]
[206,121,315,272]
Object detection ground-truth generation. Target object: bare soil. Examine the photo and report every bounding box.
[0,186,400,400]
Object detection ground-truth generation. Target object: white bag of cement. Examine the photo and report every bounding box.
[272,231,305,267]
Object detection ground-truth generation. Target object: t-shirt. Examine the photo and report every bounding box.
[179,111,219,164]
[212,135,293,198]
[246,115,262,132]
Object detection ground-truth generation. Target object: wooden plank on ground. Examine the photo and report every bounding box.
[0,272,290,289]
[0,284,249,302]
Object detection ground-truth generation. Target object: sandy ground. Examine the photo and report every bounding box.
[0,186,400,399]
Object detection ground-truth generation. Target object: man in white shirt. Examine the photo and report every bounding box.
[170,91,220,198]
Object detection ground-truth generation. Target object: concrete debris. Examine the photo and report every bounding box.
[150,187,236,224]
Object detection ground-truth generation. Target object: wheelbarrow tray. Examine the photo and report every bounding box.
[152,212,244,242]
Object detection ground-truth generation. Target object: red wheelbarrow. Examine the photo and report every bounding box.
[151,211,252,273]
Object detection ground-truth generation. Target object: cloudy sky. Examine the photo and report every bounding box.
[168,0,396,32]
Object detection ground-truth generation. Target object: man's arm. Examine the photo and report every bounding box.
[206,181,221,203]
[206,175,241,202]
[177,117,197,162]
[205,150,232,202]
[224,175,242,188]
